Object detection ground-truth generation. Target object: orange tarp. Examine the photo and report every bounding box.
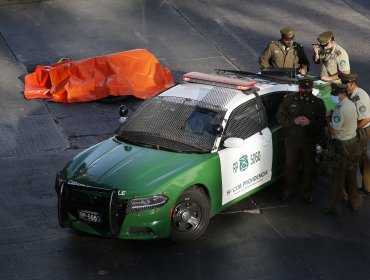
[24,49,174,103]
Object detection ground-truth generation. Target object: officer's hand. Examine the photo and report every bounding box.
[301,116,310,126]
[313,45,320,54]
[298,68,307,75]
[294,117,302,125]
[321,76,331,82]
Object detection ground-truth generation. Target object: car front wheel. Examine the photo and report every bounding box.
[170,186,210,242]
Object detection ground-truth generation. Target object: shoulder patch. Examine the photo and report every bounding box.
[340,60,347,67]
[333,116,341,123]
[359,106,367,113]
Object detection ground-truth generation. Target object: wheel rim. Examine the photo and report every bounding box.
[172,200,202,232]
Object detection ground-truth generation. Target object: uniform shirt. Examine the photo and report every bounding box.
[349,87,370,128]
[259,41,309,71]
[330,97,357,140]
[319,42,350,78]
[276,92,326,139]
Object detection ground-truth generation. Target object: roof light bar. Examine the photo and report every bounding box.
[182,72,256,91]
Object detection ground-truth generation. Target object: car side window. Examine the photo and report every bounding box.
[224,97,268,140]
[261,91,290,125]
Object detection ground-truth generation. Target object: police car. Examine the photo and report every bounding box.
[55,70,331,242]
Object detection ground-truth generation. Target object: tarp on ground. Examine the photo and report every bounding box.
[24,49,174,103]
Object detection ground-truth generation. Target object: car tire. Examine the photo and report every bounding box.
[170,186,210,243]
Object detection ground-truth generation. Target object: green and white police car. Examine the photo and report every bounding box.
[55,70,331,242]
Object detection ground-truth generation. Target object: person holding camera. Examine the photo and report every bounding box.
[323,83,360,215]
[259,27,310,74]
[312,31,350,82]
[276,78,326,204]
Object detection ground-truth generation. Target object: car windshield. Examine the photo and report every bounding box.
[116,96,226,153]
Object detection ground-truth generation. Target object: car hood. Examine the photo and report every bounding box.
[65,137,207,195]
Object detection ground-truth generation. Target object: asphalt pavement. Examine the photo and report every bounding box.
[0,0,370,279]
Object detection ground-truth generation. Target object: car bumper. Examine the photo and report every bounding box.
[56,176,173,240]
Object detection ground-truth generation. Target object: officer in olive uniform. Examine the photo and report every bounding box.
[312,31,350,82]
[259,27,310,74]
[323,83,360,215]
[276,78,326,203]
[340,73,370,193]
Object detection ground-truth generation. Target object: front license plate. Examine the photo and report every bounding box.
[78,210,102,223]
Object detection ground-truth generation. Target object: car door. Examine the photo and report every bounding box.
[261,91,290,177]
[218,96,273,205]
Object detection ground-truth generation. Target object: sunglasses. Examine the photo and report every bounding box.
[320,42,330,47]
[282,36,294,41]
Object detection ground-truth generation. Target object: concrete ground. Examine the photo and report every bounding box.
[0,0,370,279]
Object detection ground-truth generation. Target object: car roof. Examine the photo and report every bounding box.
[159,71,308,111]
[159,83,253,111]
[244,76,299,95]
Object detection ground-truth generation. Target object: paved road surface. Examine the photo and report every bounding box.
[0,1,370,279]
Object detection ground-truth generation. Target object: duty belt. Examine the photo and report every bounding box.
[332,137,358,145]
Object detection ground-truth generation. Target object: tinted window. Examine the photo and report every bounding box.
[224,97,268,139]
[261,91,291,125]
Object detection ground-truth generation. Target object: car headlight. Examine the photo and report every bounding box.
[127,195,169,213]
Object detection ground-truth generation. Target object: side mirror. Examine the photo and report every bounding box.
[223,137,244,148]
[213,124,223,136]
[119,105,128,117]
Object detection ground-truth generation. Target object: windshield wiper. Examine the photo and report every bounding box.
[115,135,182,152]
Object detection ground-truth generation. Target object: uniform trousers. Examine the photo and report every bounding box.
[284,137,315,199]
[330,164,360,213]
[330,140,360,214]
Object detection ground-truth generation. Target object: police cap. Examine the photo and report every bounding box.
[331,83,348,96]
[339,73,358,84]
[317,31,333,45]
[298,78,314,89]
[280,27,294,37]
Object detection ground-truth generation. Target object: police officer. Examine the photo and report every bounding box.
[259,27,310,74]
[312,31,350,82]
[323,83,360,215]
[340,73,370,194]
[276,78,326,203]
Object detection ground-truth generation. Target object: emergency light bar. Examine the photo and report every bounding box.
[182,72,256,91]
